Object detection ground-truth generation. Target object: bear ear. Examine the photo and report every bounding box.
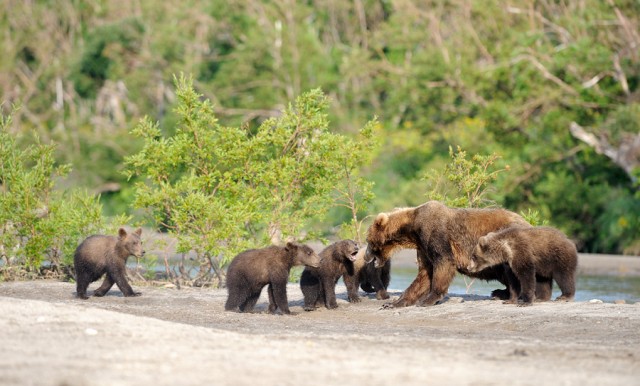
[284,241,294,251]
[478,236,487,249]
[134,228,142,237]
[118,228,127,239]
[374,213,389,228]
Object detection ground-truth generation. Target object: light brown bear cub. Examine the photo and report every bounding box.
[467,226,577,306]
[74,228,145,299]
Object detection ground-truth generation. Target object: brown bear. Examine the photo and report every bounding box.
[467,226,577,306]
[356,249,391,300]
[74,228,145,299]
[365,201,536,307]
[225,242,321,314]
[300,240,360,310]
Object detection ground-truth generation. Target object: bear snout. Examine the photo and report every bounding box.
[364,247,375,263]
[374,257,386,269]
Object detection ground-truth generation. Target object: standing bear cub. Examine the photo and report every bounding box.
[74,228,145,299]
[225,242,321,314]
[467,226,577,306]
[299,240,360,310]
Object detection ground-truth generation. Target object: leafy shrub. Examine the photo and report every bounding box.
[125,75,378,286]
[1,108,108,279]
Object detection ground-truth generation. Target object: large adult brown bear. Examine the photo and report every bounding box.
[365,201,534,307]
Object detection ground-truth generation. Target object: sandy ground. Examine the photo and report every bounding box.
[1,255,640,386]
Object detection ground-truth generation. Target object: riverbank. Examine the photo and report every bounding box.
[1,276,639,385]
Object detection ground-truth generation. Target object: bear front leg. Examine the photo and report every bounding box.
[109,266,141,297]
[270,280,291,314]
[502,266,520,304]
[514,265,536,306]
[368,268,389,300]
[416,260,456,306]
[322,277,339,309]
[343,273,361,303]
[386,258,432,308]
[93,274,115,297]
[267,285,278,313]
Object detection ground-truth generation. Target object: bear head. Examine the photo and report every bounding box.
[365,208,416,268]
[286,242,321,268]
[117,227,145,258]
[467,232,506,272]
[333,239,359,263]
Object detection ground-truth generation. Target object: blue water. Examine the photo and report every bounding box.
[389,267,640,304]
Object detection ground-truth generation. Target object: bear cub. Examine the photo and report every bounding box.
[467,226,577,306]
[300,240,360,311]
[358,257,391,301]
[74,227,145,299]
[225,242,321,314]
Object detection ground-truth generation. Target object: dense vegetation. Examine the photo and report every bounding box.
[1,0,639,278]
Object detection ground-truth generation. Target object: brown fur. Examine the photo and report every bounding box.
[225,242,321,314]
[365,201,532,307]
[74,228,145,299]
[468,226,577,306]
[300,240,360,310]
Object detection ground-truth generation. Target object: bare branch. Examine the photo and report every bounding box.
[570,122,640,182]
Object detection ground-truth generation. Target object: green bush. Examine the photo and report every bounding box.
[0,108,107,279]
[125,75,378,286]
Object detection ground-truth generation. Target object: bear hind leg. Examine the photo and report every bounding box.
[225,285,250,312]
[93,274,114,297]
[241,290,262,313]
[554,271,576,302]
[535,276,553,302]
[75,274,91,300]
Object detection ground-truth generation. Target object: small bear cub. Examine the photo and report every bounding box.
[468,226,577,306]
[74,228,145,299]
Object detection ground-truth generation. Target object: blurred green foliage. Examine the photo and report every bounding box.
[1,0,639,254]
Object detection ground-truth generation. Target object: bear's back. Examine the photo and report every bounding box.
[227,246,286,282]
[74,235,117,265]
[496,226,577,262]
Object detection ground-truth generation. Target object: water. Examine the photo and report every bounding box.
[389,267,640,304]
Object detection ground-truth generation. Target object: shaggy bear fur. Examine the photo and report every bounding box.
[468,226,577,306]
[225,242,321,314]
[300,240,360,310]
[74,228,145,299]
[365,201,534,307]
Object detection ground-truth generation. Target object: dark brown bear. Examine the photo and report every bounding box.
[225,242,321,314]
[467,226,577,306]
[299,240,360,310]
[365,201,537,307]
[357,257,391,301]
[74,228,145,299]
